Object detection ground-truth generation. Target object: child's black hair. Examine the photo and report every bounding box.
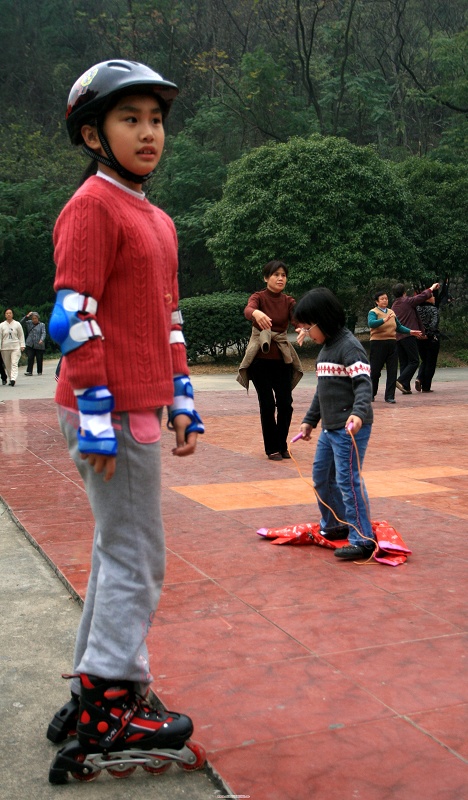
[294,287,346,339]
[262,260,288,279]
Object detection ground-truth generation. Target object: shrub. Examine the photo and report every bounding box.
[180,292,250,362]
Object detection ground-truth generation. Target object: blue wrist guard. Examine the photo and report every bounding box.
[168,375,205,435]
[49,289,102,355]
[76,386,118,457]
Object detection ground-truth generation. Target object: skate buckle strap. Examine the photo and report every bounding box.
[98,698,139,750]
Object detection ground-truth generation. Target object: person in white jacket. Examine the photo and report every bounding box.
[0,309,25,386]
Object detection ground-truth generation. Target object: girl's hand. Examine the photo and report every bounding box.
[172,413,198,457]
[252,310,272,330]
[295,327,308,347]
[346,415,362,434]
[300,423,313,441]
[82,453,116,481]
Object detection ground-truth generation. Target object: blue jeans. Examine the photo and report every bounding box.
[313,425,374,547]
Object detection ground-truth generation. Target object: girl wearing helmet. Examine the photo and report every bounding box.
[47,60,205,783]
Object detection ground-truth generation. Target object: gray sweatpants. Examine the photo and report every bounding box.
[58,406,165,697]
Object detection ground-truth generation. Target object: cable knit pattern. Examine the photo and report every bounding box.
[53,176,188,412]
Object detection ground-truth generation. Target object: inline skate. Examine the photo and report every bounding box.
[47,691,80,743]
[48,674,205,783]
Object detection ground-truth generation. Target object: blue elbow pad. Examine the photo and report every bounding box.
[168,375,205,435]
[49,289,102,355]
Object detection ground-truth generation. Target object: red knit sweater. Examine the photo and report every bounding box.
[53,176,188,412]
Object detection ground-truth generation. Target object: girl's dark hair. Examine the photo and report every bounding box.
[262,260,288,279]
[294,287,346,338]
[79,160,98,186]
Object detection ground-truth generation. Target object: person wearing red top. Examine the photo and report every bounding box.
[46,61,206,783]
[237,260,302,460]
[391,281,439,393]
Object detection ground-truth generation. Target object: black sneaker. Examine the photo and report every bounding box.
[9,380,15,386]
[334,544,375,560]
[281,451,291,459]
[24,372,33,376]
[2,380,6,385]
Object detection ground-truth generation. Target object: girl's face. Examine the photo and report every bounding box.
[305,323,326,344]
[265,268,287,294]
[83,93,165,189]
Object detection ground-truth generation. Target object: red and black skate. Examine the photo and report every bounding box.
[49,674,205,783]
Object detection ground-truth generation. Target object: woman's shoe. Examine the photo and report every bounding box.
[414,379,421,391]
[268,453,282,461]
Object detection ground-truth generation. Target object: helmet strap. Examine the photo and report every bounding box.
[81,127,154,184]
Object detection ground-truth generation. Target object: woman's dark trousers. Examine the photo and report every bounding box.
[370,339,398,401]
[397,337,420,391]
[417,339,440,391]
[248,359,293,456]
[26,346,44,375]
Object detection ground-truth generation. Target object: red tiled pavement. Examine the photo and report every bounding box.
[1,375,468,799]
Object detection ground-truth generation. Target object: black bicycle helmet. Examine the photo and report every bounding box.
[65,59,179,183]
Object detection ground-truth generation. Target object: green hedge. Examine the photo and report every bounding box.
[180,291,251,362]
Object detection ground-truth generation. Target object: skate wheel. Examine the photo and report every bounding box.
[178,740,206,771]
[142,758,171,775]
[106,764,137,779]
[70,752,101,782]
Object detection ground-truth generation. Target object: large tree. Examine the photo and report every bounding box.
[205,135,421,305]
[395,158,468,281]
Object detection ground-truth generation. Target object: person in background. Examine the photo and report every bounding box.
[368,290,423,404]
[415,292,440,393]
[21,311,47,376]
[0,309,25,386]
[391,282,439,394]
[237,260,303,460]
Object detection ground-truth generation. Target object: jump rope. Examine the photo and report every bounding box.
[287,424,377,563]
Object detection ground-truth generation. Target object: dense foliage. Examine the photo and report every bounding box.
[0,0,466,315]
[206,136,422,300]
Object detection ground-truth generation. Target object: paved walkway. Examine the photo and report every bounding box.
[1,361,468,799]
